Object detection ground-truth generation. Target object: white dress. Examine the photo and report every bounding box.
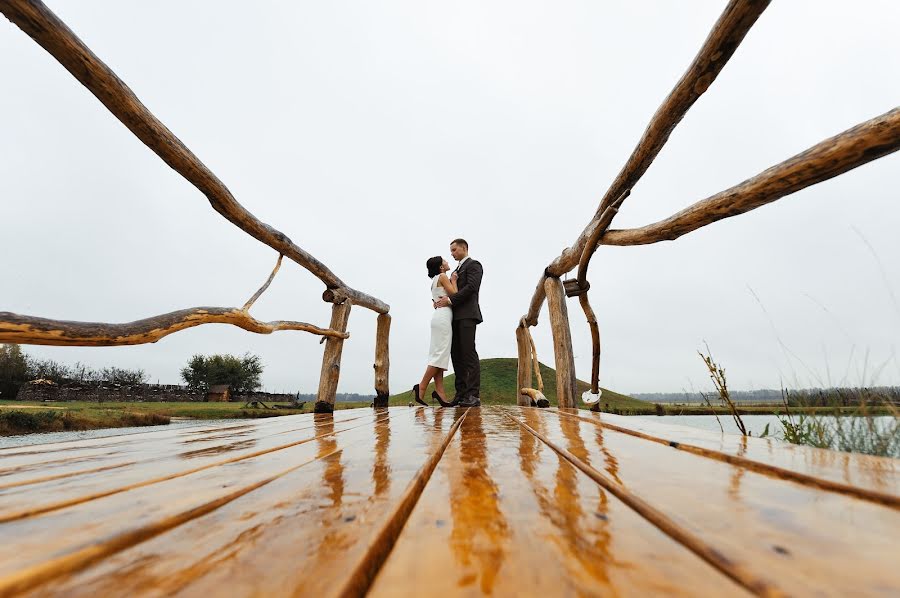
[428,275,453,369]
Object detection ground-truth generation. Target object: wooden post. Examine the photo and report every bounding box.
[515,323,532,407]
[315,300,352,413]
[544,277,577,408]
[373,313,391,408]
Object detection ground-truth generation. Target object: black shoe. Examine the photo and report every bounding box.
[412,384,428,407]
[432,391,455,408]
[457,396,481,408]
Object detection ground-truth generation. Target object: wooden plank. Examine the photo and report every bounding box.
[17,408,465,598]
[516,408,900,596]
[0,414,377,520]
[0,412,369,491]
[0,414,393,595]
[560,409,899,506]
[369,408,748,596]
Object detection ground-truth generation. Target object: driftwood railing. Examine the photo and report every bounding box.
[0,0,391,412]
[516,0,900,408]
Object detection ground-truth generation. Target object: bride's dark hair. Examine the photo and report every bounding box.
[426,256,443,278]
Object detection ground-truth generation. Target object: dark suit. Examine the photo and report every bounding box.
[448,257,483,400]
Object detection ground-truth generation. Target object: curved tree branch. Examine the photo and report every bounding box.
[601,107,900,246]
[0,0,388,314]
[544,0,771,278]
[522,0,770,325]
[0,308,349,347]
[243,254,283,311]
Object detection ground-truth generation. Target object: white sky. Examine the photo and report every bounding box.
[2,1,898,396]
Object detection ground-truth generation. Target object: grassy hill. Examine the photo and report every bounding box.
[389,357,649,411]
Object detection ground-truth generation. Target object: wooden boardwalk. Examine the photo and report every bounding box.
[0,406,897,597]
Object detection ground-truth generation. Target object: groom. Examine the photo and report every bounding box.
[433,238,483,407]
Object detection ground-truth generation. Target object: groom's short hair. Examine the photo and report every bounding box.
[451,238,468,249]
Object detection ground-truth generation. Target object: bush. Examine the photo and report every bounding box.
[181,353,263,394]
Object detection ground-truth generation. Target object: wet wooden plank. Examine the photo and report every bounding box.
[369,408,748,597]
[6,408,464,597]
[570,409,899,503]
[514,408,900,596]
[0,414,391,594]
[0,412,379,523]
[0,406,897,597]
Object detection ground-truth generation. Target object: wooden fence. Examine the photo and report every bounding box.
[515,0,900,409]
[0,0,391,412]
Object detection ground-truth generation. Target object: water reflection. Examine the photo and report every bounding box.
[372,408,391,497]
[314,413,344,508]
[519,410,623,587]
[448,409,509,593]
[179,438,258,459]
[179,428,254,444]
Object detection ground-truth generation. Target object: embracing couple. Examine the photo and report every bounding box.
[412,238,483,408]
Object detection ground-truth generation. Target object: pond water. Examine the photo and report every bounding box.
[634,414,899,456]
[0,419,231,449]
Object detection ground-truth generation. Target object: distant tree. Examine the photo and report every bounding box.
[0,344,29,399]
[26,358,72,384]
[180,353,263,394]
[98,366,147,385]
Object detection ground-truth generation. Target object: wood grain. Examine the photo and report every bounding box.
[0,307,347,347]
[515,324,532,406]
[315,301,352,413]
[544,277,576,408]
[373,313,391,407]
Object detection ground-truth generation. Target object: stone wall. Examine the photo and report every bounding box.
[15,383,293,403]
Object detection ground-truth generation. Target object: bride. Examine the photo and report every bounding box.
[413,256,456,407]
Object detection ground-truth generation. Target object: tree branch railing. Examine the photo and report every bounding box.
[0,308,348,347]
[0,0,391,410]
[600,107,900,246]
[522,0,771,327]
[0,0,387,314]
[517,0,900,410]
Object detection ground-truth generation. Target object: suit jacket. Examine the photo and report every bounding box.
[449,257,483,323]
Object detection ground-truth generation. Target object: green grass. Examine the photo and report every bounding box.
[388,357,649,409]
[0,399,371,435]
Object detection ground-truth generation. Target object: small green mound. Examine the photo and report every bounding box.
[389,357,649,410]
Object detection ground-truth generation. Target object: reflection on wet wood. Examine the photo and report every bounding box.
[0,407,897,597]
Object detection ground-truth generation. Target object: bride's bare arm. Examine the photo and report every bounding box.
[438,273,458,295]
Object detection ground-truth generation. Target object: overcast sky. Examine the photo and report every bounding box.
[2,1,898,398]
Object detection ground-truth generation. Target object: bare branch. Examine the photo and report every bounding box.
[243,254,284,311]
[602,107,900,246]
[522,274,548,327]
[576,189,629,289]
[522,0,770,323]
[0,0,388,314]
[0,308,348,347]
[544,0,771,278]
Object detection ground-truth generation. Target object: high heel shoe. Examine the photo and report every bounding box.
[432,390,456,408]
[413,384,428,407]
